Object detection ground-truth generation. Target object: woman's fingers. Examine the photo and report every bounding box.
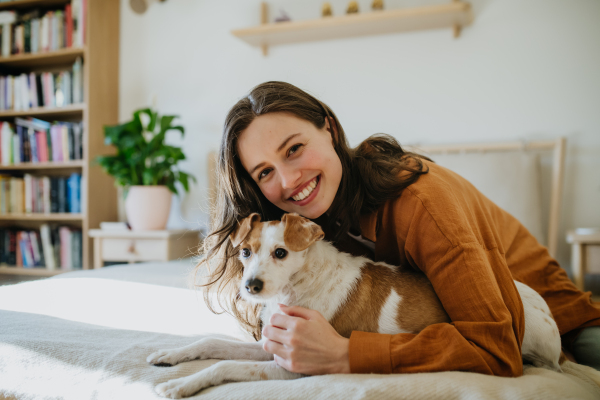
[278,303,318,319]
[262,324,287,344]
[270,312,301,330]
[262,338,287,358]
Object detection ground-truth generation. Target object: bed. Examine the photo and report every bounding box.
[1,259,600,400]
[2,138,600,399]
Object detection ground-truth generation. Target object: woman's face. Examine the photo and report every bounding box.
[237,112,343,219]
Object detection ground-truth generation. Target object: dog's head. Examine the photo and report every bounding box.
[229,212,324,302]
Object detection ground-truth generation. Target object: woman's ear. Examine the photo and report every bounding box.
[325,117,339,145]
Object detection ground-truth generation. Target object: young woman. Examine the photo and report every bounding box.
[200,81,600,376]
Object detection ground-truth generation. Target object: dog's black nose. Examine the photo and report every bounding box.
[245,278,263,294]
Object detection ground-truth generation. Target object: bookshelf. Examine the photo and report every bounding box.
[0,0,119,275]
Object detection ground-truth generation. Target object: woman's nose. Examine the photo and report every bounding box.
[279,167,301,189]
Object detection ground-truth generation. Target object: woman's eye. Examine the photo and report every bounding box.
[274,248,288,259]
[288,144,302,156]
[241,248,251,258]
[258,168,272,180]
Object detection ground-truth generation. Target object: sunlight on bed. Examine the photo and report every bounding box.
[0,277,246,339]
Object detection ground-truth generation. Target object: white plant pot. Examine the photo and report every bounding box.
[125,185,172,230]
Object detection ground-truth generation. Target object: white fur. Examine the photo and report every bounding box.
[148,219,563,398]
[515,281,562,371]
[379,289,407,334]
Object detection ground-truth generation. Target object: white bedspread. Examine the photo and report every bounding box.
[1,261,599,400]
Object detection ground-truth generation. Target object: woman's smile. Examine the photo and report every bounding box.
[289,175,321,204]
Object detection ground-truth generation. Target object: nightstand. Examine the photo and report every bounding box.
[566,228,600,291]
[88,229,202,269]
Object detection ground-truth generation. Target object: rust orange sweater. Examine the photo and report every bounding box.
[346,160,600,376]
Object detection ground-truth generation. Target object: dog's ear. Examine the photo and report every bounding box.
[282,213,324,252]
[230,213,261,248]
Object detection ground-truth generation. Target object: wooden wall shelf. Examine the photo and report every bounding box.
[0,0,70,11]
[0,213,84,221]
[0,161,84,171]
[0,266,66,276]
[0,47,86,69]
[0,104,85,119]
[232,1,473,55]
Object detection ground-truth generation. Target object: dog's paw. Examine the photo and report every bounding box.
[155,376,209,399]
[147,349,189,366]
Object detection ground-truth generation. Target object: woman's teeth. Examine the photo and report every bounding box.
[292,177,318,201]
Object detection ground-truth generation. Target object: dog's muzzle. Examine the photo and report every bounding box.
[245,278,264,295]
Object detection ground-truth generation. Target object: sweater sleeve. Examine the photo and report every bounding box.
[349,185,525,377]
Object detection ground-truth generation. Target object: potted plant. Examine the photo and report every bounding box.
[97,108,196,230]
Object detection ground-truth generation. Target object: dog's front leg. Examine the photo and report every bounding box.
[155,360,301,399]
[147,337,272,367]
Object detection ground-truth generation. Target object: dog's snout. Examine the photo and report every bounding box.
[245,278,264,295]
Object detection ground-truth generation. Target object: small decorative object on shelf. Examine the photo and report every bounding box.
[346,1,359,14]
[97,108,196,231]
[274,9,290,22]
[322,2,332,17]
[372,0,384,11]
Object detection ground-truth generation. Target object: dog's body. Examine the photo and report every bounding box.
[148,213,562,398]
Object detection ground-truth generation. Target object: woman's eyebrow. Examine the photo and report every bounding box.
[277,133,301,152]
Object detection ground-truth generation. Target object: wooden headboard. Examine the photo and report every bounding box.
[408,137,566,258]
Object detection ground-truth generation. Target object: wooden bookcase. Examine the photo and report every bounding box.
[0,0,119,276]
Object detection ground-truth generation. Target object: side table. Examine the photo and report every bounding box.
[566,228,600,291]
[88,229,202,269]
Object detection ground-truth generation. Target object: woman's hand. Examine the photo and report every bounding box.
[262,304,350,375]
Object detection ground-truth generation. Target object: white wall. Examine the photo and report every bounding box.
[119,0,600,273]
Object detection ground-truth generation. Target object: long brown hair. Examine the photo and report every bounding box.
[197,81,430,340]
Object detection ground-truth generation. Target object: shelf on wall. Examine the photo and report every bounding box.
[0,160,85,171]
[0,213,84,221]
[0,266,67,276]
[0,47,86,69]
[0,103,85,119]
[0,0,70,11]
[232,1,473,55]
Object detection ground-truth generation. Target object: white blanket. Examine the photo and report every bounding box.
[1,261,599,400]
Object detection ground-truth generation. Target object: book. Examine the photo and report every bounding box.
[50,177,58,213]
[71,229,81,269]
[67,173,80,213]
[40,223,56,270]
[28,230,43,266]
[59,226,71,269]
[57,176,66,213]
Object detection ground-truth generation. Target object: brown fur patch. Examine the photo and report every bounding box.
[230,213,262,248]
[259,372,267,380]
[244,221,264,254]
[329,263,450,338]
[282,213,324,251]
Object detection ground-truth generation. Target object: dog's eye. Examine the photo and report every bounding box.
[274,248,287,259]
[241,248,251,258]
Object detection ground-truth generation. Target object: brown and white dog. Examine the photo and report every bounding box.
[147,213,562,398]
